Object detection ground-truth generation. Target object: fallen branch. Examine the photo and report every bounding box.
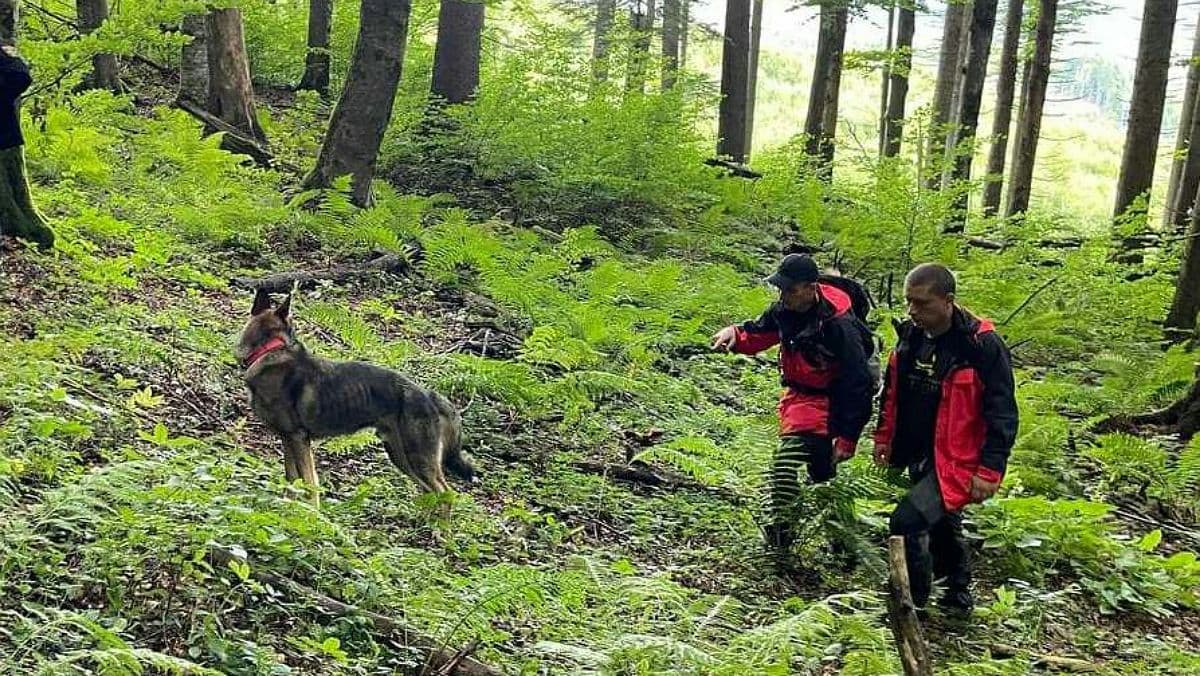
[703,157,762,179]
[886,536,932,676]
[208,546,501,676]
[176,97,298,172]
[987,643,1099,672]
[131,54,173,75]
[483,447,745,502]
[1001,276,1059,326]
[230,254,411,294]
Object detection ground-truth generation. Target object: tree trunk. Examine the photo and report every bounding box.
[804,1,849,179]
[662,0,680,90]
[298,0,333,94]
[626,0,655,94]
[946,1,974,155]
[76,0,120,92]
[945,0,999,233]
[716,0,751,162]
[981,0,1024,216]
[206,9,267,144]
[1113,0,1179,225]
[744,0,764,156]
[302,0,412,207]
[1005,0,1058,217]
[592,0,615,84]
[680,0,689,68]
[178,14,208,104]
[1167,192,1200,330]
[0,2,53,249]
[879,1,895,157]
[818,6,849,176]
[924,0,971,190]
[882,3,915,158]
[1164,18,1200,230]
[431,0,484,104]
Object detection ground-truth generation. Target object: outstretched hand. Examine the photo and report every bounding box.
[711,325,738,352]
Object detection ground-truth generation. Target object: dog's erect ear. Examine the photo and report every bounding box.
[251,289,272,316]
[276,293,292,322]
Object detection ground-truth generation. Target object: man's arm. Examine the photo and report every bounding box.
[716,305,781,355]
[975,332,1019,482]
[826,317,873,445]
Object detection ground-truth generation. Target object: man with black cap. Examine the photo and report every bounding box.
[711,254,874,559]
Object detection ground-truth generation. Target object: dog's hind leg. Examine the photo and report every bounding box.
[285,434,320,507]
[381,427,429,492]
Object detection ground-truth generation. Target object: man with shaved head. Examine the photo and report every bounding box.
[873,263,1018,615]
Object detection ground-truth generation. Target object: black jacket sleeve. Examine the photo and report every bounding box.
[976,331,1019,474]
[825,316,873,441]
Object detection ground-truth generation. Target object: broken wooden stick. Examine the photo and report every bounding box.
[208,546,501,676]
[230,254,411,294]
[886,536,932,676]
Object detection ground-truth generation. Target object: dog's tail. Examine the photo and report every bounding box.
[438,397,477,483]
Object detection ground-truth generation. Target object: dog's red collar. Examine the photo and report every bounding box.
[244,336,287,368]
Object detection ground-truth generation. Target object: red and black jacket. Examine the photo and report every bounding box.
[874,307,1018,511]
[732,283,873,442]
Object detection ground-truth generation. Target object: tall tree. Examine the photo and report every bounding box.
[878,1,895,156]
[1005,0,1058,217]
[206,9,266,144]
[1113,0,1179,224]
[1167,185,1200,329]
[981,0,1024,216]
[627,0,655,94]
[945,0,999,232]
[882,1,915,157]
[680,0,689,67]
[303,0,412,206]
[76,0,120,92]
[717,0,751,162]
[178,14,208,104]
[744,0,764,155]
[0,0,53,248]
[431,0,485,104]
[924,0,971,190]
[662,0,681,89]
[297,0,334,94]
[1164,17,1200,230]
[946,1,973,150]
[804,1,849,179]
[592,0,615,84]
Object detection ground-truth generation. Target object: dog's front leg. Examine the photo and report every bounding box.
[282,436,300,482]
[284,434,320,507]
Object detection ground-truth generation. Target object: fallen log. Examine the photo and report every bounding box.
[966,236,1006,251]
[886,536,932,676]
[703,157,763,179]
[230,254,411,294]
[208,545,501,676]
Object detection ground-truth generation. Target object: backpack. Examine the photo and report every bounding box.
[819,273,883,393]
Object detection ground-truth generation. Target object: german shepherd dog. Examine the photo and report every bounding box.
[235,289,476,507]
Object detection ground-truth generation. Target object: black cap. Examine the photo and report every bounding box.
[766,254,819,289]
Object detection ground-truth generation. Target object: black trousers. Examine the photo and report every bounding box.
[766,433,839,550]
[887,459,971,607]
